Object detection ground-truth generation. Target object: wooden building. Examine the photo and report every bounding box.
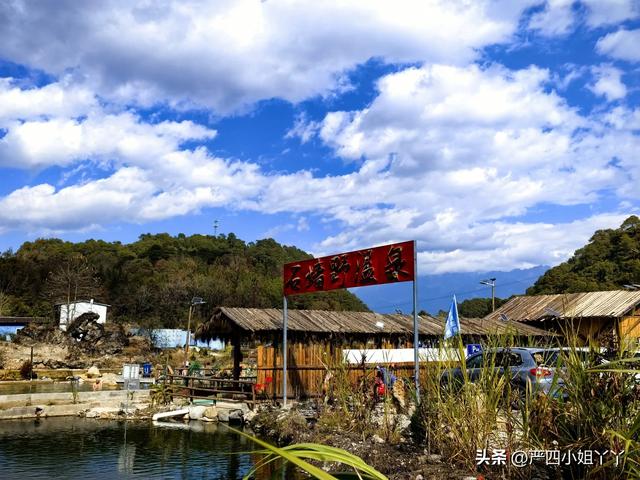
[196,306,552,398]
[483,290,640,347]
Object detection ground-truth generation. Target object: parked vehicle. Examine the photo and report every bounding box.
[440,347,567,398]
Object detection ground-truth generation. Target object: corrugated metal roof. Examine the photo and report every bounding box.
[484,290,640,323]
[195,307,551,339]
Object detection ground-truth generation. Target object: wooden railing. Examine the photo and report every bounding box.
[163,373,259,405]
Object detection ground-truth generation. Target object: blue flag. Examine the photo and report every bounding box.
[444,294,460,339]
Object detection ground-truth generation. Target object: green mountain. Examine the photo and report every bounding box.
[527,215,640,295]
[0,234,368,328]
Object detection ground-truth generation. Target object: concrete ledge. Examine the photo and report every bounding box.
[0,389,150,410]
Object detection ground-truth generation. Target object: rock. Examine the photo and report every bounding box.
[427,454,442,463]
[87,365,101,378]
[215,401,250,415]
[415,475,424,480]
[392,380,406,408]
[218,409,230,422]
[371,434,385,444]
[203,406,218,420]
[100,373,119,386]
[395,414,411,432]
[201,416,217,422]
[228,410,244,423]
[188,406,207,420]
[244,410,257,423]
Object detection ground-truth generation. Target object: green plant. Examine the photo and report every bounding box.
[230,426,388,480]
[150,383,174,406]
[187,360,202,376]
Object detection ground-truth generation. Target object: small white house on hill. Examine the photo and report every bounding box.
[58,299,110,331]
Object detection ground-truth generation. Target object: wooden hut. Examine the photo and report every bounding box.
[483,290,640,347]
[196,307,552,398]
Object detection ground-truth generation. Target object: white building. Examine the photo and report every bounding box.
[58,299,110,331]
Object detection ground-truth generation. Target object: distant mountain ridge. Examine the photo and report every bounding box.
[352,265,549,315]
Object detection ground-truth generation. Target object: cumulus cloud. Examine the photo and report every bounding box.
[0,0,535,113]
[0,1,638,274]
[597,28,640,62]
[528,1,639,36]
[582,0,640,27]
[267,63,639,270]
[588,65,627,101]
[529,0,575,36]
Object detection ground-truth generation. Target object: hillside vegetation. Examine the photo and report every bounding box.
[528,215,640,295]
[0,233,368,328]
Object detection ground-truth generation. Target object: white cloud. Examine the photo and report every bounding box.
[0,77,96,121]
[527,1,640,37]
[582,0,640,27]
[258,63,639,271]
[588,65,627,100]
[597,28,640,62]
[529,0,575,36]
[416,213,632,273]
[0,111,216,170]
[0,0,535,113]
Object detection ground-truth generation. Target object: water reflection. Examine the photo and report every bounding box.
[0,417,295,479]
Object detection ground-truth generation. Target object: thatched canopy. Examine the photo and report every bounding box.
[195,307,552,343]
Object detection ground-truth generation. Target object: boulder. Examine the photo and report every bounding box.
[244,410,257,424]
[87,366,101,378]
[203,406,218,420]
[228,410,244,423]
[395,414,411,432]
[215,401,250,415]
[188,406,207,420]
[218,408,230,422]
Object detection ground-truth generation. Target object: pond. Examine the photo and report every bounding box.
[0,417,293,479]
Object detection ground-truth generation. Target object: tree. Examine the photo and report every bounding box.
[528,216,640,294]
[0,289,10,316]
[44,254,102,324]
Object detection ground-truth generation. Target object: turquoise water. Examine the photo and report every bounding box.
[0,417,290,479]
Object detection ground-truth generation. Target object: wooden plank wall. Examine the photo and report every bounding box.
[256,342,425,398]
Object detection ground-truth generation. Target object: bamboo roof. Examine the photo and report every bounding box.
[195,307,552,341]
[484,290,640,323]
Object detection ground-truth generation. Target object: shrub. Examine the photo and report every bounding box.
[19,360,34,379]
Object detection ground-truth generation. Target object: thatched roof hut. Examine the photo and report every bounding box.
[194,307,553,397]
[196,307,551,343]
[484,290,640,344]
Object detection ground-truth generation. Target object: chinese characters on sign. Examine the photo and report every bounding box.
[476,448,625,468]
[283,241,415,296]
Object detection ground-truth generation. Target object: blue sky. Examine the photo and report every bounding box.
[0,1,639,291]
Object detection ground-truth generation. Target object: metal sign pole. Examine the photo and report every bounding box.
[413,240,420,401]
[282,296,288,407]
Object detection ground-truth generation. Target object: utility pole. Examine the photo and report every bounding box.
[480,278,497,312]
[185,297,206,363]
[213,220,219,236]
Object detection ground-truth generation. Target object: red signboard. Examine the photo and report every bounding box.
[283,241,415,296]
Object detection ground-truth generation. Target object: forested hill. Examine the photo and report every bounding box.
[527,216,640,295]
[0,234,368,328]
